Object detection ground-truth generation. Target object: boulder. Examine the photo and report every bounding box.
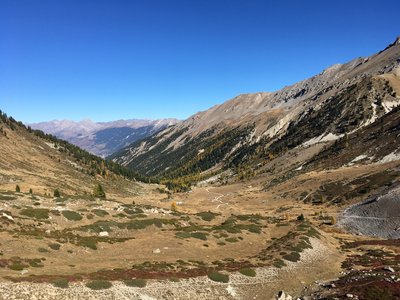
[276,291,293,300]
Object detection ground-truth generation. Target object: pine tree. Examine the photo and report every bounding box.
[15,185,20,193]
[54,189,61,198]
[93,183,106,198]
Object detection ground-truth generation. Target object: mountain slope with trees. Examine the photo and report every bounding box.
[0,111,147,196]
[110,37,400,189]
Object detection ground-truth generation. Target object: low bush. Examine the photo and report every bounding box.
[123,278,147,288]
[273,259,286,268]
[53,278,69,288]
[85,280,112,290]
[20,208,49,219]
[283,251,301,262]
[62,210,83,221]
[208,272,229,283]
[190,232,208,240]
[225,237,238,243]
[92,209,109,217]
[239,268,256,277]
[197,211,217,221]
[49,243,61,250]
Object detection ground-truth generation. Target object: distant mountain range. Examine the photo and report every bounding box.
[30,118,179,157]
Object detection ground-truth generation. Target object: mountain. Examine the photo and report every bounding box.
[110,37,400,187]
[0,112,144,196]
[2,38,400,300]
[30,118,179,157]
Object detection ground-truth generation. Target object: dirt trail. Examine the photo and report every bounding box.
[205,188,230,210]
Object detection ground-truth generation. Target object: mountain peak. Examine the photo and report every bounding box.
[382,36,400,51]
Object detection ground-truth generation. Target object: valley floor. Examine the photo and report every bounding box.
[1,159,400,299]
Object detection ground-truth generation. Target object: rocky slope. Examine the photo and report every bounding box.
[111,37,400,181]
[30,118,179,157]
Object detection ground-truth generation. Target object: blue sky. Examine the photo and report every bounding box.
[0,0,399,123]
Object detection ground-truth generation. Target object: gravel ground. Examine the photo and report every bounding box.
[338,184,400,238]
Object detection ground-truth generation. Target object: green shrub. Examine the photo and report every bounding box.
[175,232,191,239]
[208,272,229,283]
[53,278,69,288]
[29,259,44,268]
[8,262,26,271]
[49,243,61,250]
[38,247,49,253]
[273,259,286,268]
[123,278,147,287]
[92,209,109,217]
[20,208,49,219]
[77,237,97,250]
[196,211,217,221]
[283,251,301,262]
[62,210,83,221]
[239,268,256,277]
[15,185,20,193]
[191,232,208,240]
[85,280,112,290]
[225,237,238,243]
[29,188,33,194]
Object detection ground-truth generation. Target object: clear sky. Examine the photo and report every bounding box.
[0,0,399,123]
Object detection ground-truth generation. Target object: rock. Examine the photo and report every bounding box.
[99,231,109,237]
[2,213,14,221]
[346,294,354,298]
[152,248,161,254]
[384,266,395,273]
[276,290,293,300]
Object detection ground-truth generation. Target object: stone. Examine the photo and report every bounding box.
[384,266,395,273]
[99,231,109,237]
[152,248,161,254]
[276,290,293,300]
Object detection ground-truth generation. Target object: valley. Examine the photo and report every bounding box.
[1,37,400,299]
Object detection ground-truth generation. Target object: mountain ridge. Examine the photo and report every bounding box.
[110,37,400,188]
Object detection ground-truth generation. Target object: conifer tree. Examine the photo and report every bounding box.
[93,183,106,198]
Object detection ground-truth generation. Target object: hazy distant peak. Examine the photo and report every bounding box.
[29,117,180,157]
